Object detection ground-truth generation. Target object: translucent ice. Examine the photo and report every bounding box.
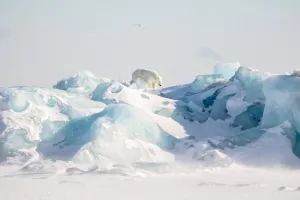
[190,74,225,92]
[37,104,178,163]
[54,71,110,96]
[213,62,240,79]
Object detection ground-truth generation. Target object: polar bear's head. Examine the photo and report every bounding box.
[157,76,162,87]
[153,71,162,87]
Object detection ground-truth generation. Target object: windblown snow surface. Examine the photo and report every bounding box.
[1,64,300,200]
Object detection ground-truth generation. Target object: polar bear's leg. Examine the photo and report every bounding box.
[144,77,153,89]
[152,82,156,89]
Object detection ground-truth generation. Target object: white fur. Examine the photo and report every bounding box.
[130,69,162,89]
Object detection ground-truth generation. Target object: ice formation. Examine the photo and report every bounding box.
[213,62,240,79]
[53,71,111,96]
[1,64,300,174]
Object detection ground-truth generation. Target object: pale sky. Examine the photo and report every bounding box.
[0,0,299,87]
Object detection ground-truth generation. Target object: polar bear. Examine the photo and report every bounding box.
[130,68,162,90]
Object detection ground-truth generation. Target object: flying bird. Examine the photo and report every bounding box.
[132,24,142,27]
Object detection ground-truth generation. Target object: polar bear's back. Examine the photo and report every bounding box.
[132,68,160,80]
[132,68,157,76]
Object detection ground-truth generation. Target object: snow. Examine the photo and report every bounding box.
[1,64,300,199]
[1,166,300,200]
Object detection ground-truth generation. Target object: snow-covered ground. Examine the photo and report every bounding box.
[1,165,300,200]
[1,64,300,199]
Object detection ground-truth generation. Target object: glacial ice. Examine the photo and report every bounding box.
[158,65,300,163]
[54,71,110,96]
[0,86,105,162]
[190,74,225,92]
[213,62,240,79]
[37,104,176,163]
[1,63,300,173]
